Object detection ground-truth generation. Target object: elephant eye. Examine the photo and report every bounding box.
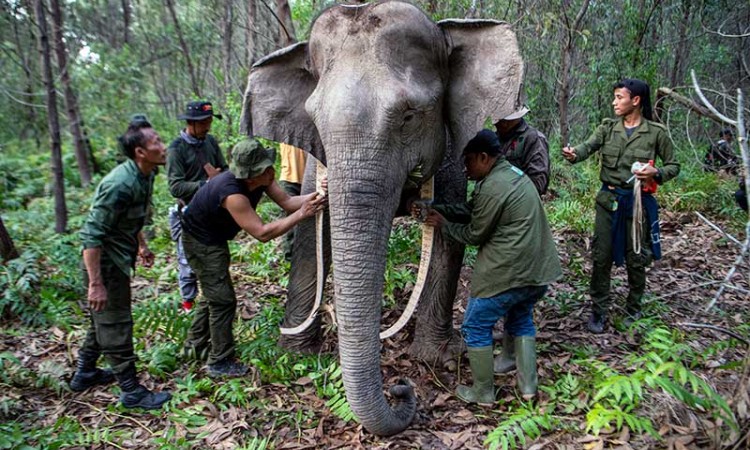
[404,112,415,123]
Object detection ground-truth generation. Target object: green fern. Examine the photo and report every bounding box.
[485,406,557,450]
[0,250,44,325]
[585,403,657,437]
[314,362,357,423]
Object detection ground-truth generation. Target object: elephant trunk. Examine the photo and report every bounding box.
[326,146,417,436]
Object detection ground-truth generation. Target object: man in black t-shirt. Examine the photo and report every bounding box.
[181,139,326,378]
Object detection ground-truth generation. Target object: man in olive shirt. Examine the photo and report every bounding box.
[73,118,171,409]
[167,100,229,312]
[420,130,561,404]
[495,104,550,195]
[563,78,680,333]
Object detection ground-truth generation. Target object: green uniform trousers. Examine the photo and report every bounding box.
[79,262,136,375]
[590,190,652,315]
[182,231,237,366]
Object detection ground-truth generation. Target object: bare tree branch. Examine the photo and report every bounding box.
[691,70,737,125]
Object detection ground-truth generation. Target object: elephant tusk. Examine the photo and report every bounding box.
[380,177,434,340]
[280,160,328,335]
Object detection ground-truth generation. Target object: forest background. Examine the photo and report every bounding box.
[0,0,748,449]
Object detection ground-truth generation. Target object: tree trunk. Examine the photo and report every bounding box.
[222,0,234,140]
[50,0,92,187]
[669,0,692,87]
[558,0,590,146]
[35,0,67,233]
[276,0,296,47]
[0,215,20,263]
[9,0,40,145]
[165,0,201,98]
[122,0,131,46]
[246,0,256,65]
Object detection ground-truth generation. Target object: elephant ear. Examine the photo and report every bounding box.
[438,20,524,155]
[240,42,325,164]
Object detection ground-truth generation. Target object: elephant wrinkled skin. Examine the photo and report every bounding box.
[241,0,523,436]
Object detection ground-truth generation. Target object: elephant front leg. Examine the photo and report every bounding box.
[278,161,332,354]
[408,232,465,366]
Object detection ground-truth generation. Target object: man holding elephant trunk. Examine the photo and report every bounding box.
[415,130,561,403]
[180,138,327,378]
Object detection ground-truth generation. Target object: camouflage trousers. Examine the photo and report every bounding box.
[590,190,652,315]
[182,232,237,366]
[79,261,136,375]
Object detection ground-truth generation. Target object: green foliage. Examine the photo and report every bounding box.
[583,325,738,438]
[319,362,357,423]
[540,372,586,414]
[0,251,43,325]
[212,378,259,409]
[485,404,558,450]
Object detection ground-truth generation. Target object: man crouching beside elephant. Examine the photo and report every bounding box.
[180,138,326,377]
[416,130,561,403]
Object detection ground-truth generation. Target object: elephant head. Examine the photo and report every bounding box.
[241,0,523,436]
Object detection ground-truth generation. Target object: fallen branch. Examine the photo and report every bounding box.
[677,322,750,346]
[695,211,743,248]
[656,86,724,124]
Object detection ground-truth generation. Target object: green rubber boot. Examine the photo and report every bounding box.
[456,346,495,405]
[515,336,537,400]
[493,333,516,373]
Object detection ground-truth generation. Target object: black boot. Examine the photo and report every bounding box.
[586,311,606,334]
[116,366,171,410]
[69,357,115,392]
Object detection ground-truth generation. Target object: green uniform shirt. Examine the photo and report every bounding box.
[166,134,228,204]
[80,159,154,276]
[435,159,562,298]
[572,118,680,187]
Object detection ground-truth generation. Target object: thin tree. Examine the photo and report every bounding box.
[222,0,234,139]
[165,0,202,98]
[246,0,256,65]
[276,0,296,47]
[0,215,19,263]
[122,0,131,46]
[558,0,590,146]
[34,0,67,233]
[49,0,92,187]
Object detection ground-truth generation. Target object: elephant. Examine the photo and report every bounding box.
[241,0,523,436]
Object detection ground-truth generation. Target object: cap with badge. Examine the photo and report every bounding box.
[231,138,276,180]
[177,101,223,121]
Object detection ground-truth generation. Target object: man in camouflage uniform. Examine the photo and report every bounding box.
[167,101,229,313]
[563,78,680,333]
[494,105,550,195]
[72,117,171,409]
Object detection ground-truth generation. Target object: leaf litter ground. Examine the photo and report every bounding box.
[1,212,748,449]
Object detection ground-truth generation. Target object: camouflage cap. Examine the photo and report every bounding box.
[231,138,275,179]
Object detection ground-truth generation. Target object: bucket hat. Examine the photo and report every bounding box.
[231,139,275,179]
[177,101,223,121]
